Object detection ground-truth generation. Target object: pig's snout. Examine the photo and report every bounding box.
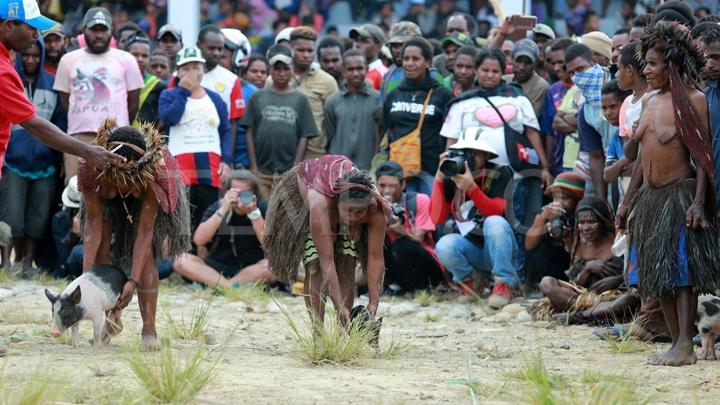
[51,328,61,337]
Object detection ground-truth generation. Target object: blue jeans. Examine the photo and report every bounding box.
[405,171,433,196]
[435,215,521,288]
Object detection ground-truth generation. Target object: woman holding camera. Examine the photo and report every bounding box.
[429,129,521,309]
[173,170,273,288]
[440,48,552,230]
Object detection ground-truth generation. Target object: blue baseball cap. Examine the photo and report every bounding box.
[0,0,57,30]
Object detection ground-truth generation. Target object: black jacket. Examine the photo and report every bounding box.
[383,74,453,174]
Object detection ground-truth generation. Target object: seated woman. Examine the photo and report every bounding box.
[533,197,624,318]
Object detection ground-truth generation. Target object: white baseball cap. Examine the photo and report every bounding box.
[0,0,57,30]
[61,176,80,209]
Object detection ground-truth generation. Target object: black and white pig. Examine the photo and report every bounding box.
[697,294,720,360]
[45,264,128,348]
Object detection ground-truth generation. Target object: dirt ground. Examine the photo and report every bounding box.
[2,278,720,404]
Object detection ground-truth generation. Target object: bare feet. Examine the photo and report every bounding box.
[647,344,697,366]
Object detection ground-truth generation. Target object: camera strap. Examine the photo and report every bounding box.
[481,96,509,127]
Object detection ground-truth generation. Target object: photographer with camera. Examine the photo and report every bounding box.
[431,128,521,309]
[524,173,586,286]
[375,161,444,295]
[173,170,273,288]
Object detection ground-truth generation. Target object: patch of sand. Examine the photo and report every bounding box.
[0,280,718,403]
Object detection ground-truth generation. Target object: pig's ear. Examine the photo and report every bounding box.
[70,285,82,304]
[44,289,57,303]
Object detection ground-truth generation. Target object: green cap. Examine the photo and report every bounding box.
[440,32,473,50]
[176,46,205,66]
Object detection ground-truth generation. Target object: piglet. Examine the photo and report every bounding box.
[697,294,720,360]
[45,264,128,348]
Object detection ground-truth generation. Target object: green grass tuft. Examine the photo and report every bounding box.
[476,342,514,360]
[424,313,440,322]
[165,299,211,341]
[376,335,410,359]
[606,331,650,354]
[414,290,438,307]
[125,339,217,403]
[280,303,376,366]
[0,267,19,285]
[0,369,59,405]
[216,283,272,307]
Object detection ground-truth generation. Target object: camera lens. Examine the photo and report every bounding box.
[239,190,254,204]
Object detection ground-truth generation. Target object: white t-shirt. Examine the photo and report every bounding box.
[54,48,144,134]
[167,94,221,156]
[201,65,243,120]
[440,94,539,166]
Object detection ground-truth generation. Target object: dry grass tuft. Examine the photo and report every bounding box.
[476,342,515,360]
[0,306,48,325]
[125,339,217,403]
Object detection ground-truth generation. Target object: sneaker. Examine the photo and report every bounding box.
[488,282,512,309]
[456,278,477,296]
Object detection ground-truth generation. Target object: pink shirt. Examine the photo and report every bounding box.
[54,48,144,134]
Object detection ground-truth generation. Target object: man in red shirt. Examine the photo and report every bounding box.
[0,0,121,178]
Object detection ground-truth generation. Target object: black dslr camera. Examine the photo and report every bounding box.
[388,203,405,225]
[439,149,476,177]
[548,214,572,239]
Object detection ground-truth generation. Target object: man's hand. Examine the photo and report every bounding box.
[590,275,623,293]
[221,189,239,212]
[71,213,81,235]
[83,145,126,170]
[388,218,405,234]
[687,202,709,230]
[540,202,566,223]
[115,281,136,310]
[218,163,231,183]
[366,302,378,317]
[541,168,553,189]
[178,71,200,91]
[583,259,605,274]
[435,151,449,182]
[498,16,518,37]
[616,203,628,232]
[236,194,258,215]
[452,162,477,192]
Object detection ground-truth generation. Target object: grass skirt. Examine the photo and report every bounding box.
[264,167,368,282]
[264,167,311,282]
[627,178,720,298]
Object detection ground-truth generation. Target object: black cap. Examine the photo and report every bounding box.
[375,161,404,179]
[83,7,112,29]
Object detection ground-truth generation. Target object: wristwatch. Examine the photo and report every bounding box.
[247,208,262,220]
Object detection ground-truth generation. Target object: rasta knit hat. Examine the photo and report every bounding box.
[547,172,585,200]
